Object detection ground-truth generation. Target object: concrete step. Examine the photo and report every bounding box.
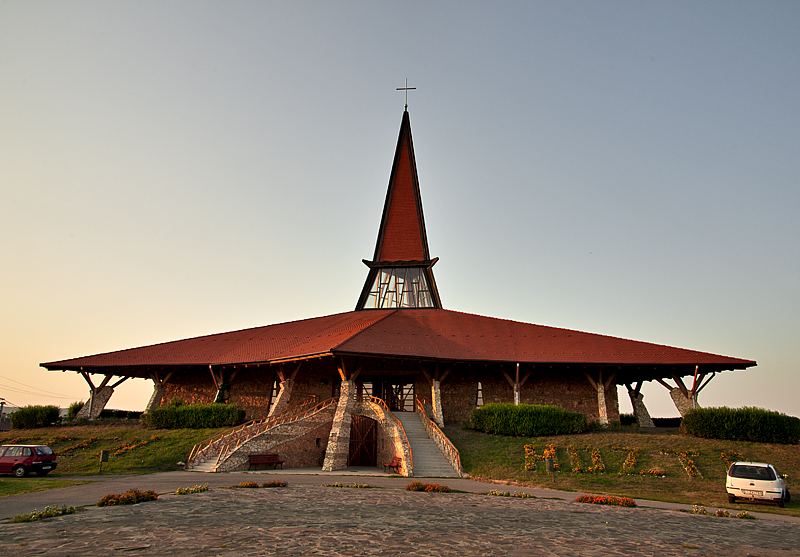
[186,460,216,473]
[395,413,459,478]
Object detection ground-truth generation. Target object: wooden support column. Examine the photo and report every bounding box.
[502,364,532,406]
[75,372,129,420]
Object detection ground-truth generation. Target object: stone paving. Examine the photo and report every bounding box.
[1,473,799,556]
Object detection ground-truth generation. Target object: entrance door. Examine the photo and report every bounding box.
[385,381,415,412]
[348,415,377,466]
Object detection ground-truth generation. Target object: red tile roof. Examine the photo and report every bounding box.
[373,111,429,262]
[41,309,755,377]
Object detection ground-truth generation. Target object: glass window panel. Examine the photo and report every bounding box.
[365,267,434,308]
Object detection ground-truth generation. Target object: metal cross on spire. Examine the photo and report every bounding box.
[396,78,416,110]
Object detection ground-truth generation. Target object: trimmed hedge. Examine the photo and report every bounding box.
[681,406,800,445]
[10,405,61,429]
[141,402,245,429]
[469,403,587,437]
[99,409,143,420]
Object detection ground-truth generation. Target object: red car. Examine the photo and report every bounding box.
[0,445,58,477]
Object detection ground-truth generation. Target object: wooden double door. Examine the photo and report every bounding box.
[348,415,377,466]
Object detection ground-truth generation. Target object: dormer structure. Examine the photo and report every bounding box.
[356,110,442,310]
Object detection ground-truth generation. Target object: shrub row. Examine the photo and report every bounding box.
[681,407,800,445]
[98,409,143,420]
[469,403,587,437]
[141,402,245,429]
[10,405,61,429]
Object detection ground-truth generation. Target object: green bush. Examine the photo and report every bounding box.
[10,405,61,429]
[98,409,143,420]
[141,403,245,429]
[67,401,84,421]
[469,403,587,437]
[681,407,800,444]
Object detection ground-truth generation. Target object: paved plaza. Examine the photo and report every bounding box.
[1,471,799,556]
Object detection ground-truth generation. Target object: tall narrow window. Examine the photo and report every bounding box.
[268,380,279,411]
[476,381,484,407]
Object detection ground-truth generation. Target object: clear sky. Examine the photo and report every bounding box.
[1,2,798,418]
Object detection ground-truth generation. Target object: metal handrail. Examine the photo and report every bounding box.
[187,395,318,467]
[366,396,413,475]
[416,398,463,476]
[211,397,337,470]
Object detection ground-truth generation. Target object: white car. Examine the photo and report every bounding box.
[726,462,790,507]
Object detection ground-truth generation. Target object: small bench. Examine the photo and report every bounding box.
[248,453,285,470]
[383,456,401,474]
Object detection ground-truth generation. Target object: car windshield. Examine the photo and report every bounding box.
[35,446,54,456]
[731,465,776,481]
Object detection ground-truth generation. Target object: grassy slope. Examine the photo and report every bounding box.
[0,422,228,478]
[445,424,800,517]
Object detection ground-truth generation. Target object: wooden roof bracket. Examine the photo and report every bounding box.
[671,374,689,397]
[695,371,717,395]
[337,357,362,382]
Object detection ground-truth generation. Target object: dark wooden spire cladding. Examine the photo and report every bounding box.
[356,111,442,310]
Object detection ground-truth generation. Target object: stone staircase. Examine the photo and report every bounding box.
[395,412,459,478]
[185,397,335,472]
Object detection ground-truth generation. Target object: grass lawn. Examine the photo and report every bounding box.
[0,422,229,477]
[0,478,93,497]
[445,423,800,518]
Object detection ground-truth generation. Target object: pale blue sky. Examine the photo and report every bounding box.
[1,1,798,418]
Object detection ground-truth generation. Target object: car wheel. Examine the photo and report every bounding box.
[12,465,27,478]
[784,490,791,504]
[727,494,736,504]
[778,500,785,508]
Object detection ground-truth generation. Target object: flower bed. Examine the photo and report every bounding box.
[639,468,665,477]
[175,483,209,495]
[111,436,160,457]
[568,445,604,473]
[720,451,744,467]
[488,489,535,498]
[690,506,754,519]
[325,482,371,489]
[10,505,77,523]
[262,480,288,488]
[574,494,637,507]
[405,481,450,493]
[61,437,100,455]
[525,443,562,472]
[612,446,640,475]
[97,488,158,507]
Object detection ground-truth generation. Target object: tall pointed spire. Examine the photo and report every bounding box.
[356,111,442,310]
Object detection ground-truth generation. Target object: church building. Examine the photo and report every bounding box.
[42,108,756,476]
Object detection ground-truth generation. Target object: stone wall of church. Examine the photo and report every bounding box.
[229,367,275,420]
[289,371,340,406]
[161,372,216,407]
[439,368,620,424]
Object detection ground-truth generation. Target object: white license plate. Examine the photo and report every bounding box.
[42,466,51,470]
[742,489,762,496]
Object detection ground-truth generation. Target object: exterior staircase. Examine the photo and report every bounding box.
[395,412,460,478]
[185,396,335,472]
